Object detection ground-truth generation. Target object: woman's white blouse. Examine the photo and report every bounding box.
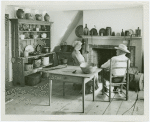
[72,50,85,66]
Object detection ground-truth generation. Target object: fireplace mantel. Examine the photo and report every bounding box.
[82,35,142,40]
[81,34,142,71]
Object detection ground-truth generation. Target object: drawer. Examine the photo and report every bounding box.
[48,74,82,83]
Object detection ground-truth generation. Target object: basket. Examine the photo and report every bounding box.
[80,63,97,74]
[25,73,41,86]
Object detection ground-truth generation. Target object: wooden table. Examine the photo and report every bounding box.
[42,65,102,113]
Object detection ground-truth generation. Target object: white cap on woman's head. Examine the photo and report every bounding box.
[72,41,82,47]
[72,40,82,51]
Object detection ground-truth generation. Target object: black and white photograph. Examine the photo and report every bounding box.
[1,1,149,121]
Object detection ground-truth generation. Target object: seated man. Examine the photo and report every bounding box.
[101,44,130,96]
[72,40,99,94]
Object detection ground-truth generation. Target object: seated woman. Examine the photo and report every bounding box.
[72,40,99,94]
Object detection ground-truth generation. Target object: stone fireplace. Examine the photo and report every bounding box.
[86,44,135,68]
[82,36,142,71]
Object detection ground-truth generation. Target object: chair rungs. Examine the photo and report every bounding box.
[112,75,125,78]
[104,83,126,85]
[104,85,109,89]
[110,83,126,85]
[123,85,126,89]
[121,91,126,95]
[103,92,109,97]
[113,97,126,99]
[113,91,118,93]
[112,67,126,69]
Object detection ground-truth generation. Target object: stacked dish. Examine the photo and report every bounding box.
[25,45,34,53]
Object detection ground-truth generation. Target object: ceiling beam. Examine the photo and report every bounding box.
[5,1,144,11]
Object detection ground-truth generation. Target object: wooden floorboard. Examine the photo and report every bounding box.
[83,87,110,115]
[5,80,144,115]
[133,100,144,115]
[116,91,138,115]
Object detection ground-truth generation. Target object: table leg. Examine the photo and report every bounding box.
[63,82,65,96]
[82,80,85,113]
[49,79,52,106]
[93,76,95,101]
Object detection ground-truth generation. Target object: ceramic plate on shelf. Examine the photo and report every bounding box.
[75,25,83,38]
[25,45,34,53]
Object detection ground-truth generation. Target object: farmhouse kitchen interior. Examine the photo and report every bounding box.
[2,1,149,120]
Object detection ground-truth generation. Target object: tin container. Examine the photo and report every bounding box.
[106,27,112,36]
[41,56,49,66]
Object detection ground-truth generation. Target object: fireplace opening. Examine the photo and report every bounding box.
[89,45,135,68]
[93,48,116,68]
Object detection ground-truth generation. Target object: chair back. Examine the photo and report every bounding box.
[109,59,129,84]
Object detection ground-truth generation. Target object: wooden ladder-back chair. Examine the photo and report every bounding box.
[102,59,129,102]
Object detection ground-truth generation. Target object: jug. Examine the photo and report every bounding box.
[136,27,141,37]
[44,13,50,22]
[25,13,33,20]
[16,9,24,19]
[35,14,42,21]
[83,24,89,35]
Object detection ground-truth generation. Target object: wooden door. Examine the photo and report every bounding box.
[5,14,9,84]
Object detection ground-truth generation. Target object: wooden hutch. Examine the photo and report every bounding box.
[10,19,54,86]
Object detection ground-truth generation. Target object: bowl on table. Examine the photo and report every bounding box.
[80,62,97,74]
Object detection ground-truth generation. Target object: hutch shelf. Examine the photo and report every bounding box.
[10,19,54,86]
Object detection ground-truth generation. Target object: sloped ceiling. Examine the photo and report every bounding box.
[6,1,144,11]
[61,11,83,42]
